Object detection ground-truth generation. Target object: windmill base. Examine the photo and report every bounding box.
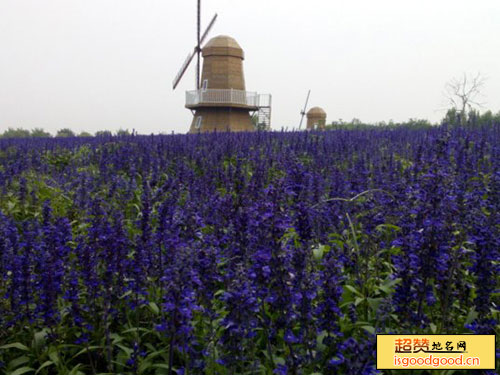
[189,107,254,133]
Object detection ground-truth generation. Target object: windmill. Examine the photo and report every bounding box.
[306,107,327,130]
[172,2,272,133]
[298,90,311,129]
[172,1,217,90]
[298,90,327,130]
[185,35,272,132]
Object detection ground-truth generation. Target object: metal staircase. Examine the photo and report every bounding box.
[257,106,271,130]
[255,94,272,130]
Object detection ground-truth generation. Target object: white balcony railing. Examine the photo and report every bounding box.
[186,89,267,107]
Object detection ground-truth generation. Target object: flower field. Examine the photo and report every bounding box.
[0,126,498,375]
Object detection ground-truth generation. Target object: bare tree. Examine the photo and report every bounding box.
[444,72,486,124]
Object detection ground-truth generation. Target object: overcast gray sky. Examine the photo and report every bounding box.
[1,0,499,135]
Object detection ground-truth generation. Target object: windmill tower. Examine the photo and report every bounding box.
[306,107,327,130]
[298,91,327,130]
[172,2,271,133]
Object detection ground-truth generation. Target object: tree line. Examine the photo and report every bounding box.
[325,109,500,131]
[2,109,499,139]
[0,128,132,139]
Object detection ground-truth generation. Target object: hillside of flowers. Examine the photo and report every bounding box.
[0,126,498,375]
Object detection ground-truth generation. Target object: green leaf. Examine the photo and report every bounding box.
[274,356,285,365]
[465,307,478,326]
[154,369,169,375]
[138,360,153,374]
[152,364,171,370]
[35,361,54,375]
[312,246,324,261]
[148,302,160,315]
[213,289,225,297]
[329,239,345,250]
[430,323,437,334]
[354,321,370,326]
[8,356,30,370]
[145,349,168,361]
[119,290,133,299]
[72,346,101,359]
[6,201,17,212]
[9,367,35,375]
[116,344,133,356]
[367,297,383,311]
[378,278,400,294]
[312,244,329,261]
[47,348,59,366]
[345,285,363,297]
[110,333,124,344]
[316,330,328,350]
[375,224,401,232]
[121,327,150,334]
[67,364,83,375]
[0,343,30,351]
[362,325,376,335]
[32,330,47,352]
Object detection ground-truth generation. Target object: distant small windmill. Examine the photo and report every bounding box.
[298,90,327,130]
[172,1,217,90]
[306,107,327,130]
[298,90,311,129]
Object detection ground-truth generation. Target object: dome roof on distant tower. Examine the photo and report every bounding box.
[307,107,327,116]
[204,35,242,49]
[203,35,244,59]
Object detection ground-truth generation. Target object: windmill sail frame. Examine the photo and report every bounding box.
[172,0,217,90]
[298,90,311,129]
[173,50,197,90]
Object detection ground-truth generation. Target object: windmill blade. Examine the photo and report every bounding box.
[196,0,201,90]
[200,13,217,45]
[196,13,217,89]
[195,11,217,90]
[298,90,311,129]
[172,2,218,91]
[172,48,197,90]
